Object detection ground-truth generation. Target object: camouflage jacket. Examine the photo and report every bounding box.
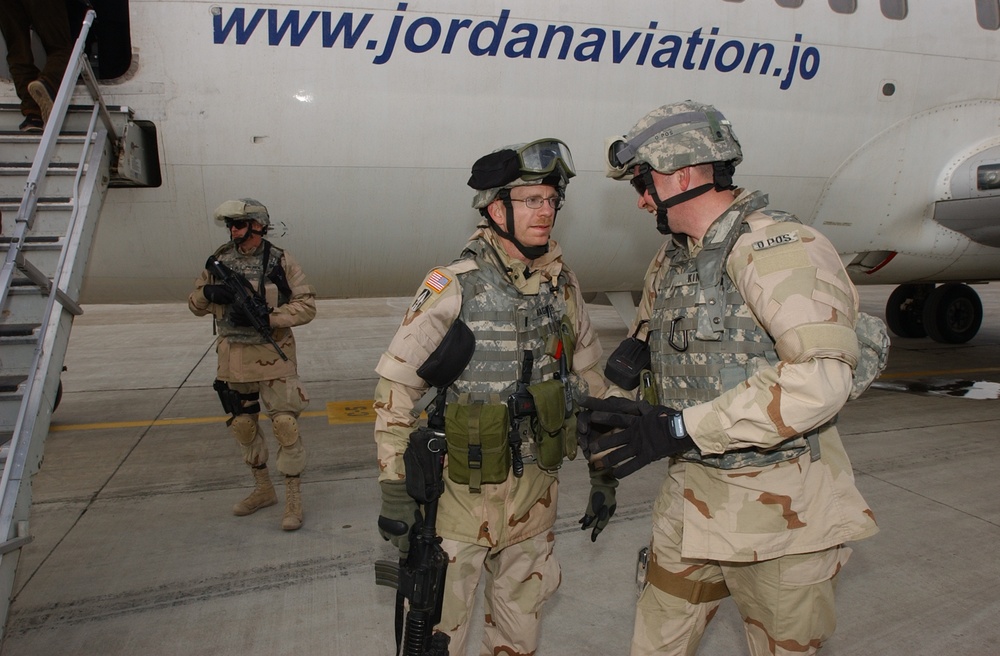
[633,190,878,561]
[188,241,316,382]
[374,227,610,549]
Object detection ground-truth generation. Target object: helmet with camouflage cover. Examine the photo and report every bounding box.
[605,100,742,179]
[213,198,271,229]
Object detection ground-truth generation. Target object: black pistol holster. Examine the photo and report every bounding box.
[213,379,260,426]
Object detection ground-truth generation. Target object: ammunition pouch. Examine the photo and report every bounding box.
[404,427,446,505]
[527,379,575,471]
[445,398,510,493]
[213,379,260,426]
[605,336,652,391]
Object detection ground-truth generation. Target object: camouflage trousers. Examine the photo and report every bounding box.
[227,377,309,476]
[435,530,560,656]
[631,470,852,656]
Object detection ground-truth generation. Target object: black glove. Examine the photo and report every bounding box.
[230,301,271,328]
[577,396,646,461]
[202,284,234,305]
[377,480,422,557]
[580,467,618,542]
[587,400,695,478]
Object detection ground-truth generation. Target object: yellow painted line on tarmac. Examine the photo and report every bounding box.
[49,400,377,433]
[41,367,1000,435]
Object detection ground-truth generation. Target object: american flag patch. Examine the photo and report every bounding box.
[424,269,451,293]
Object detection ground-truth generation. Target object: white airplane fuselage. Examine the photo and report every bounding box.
[3,2,999,325]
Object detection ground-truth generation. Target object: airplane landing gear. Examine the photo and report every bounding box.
[885,282,983,344]
[885,283,933,339]
[922,283,983,344]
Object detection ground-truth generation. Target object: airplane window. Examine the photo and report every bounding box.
[880,0,908,20]
[829,0,857,13]
[775,0,804,7]
[976,0,1000,29]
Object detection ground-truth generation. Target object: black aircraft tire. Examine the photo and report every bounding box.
[885,284,927,338]
[922,283,983,344]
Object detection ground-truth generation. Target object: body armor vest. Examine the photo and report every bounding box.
[213,240,288,344]
[649,192,816,469]
[447,239,567,405]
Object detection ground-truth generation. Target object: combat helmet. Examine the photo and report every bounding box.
[605,100,742,178]
[213,198,271,229]
[605,101,741,234]
[468,139,576,259]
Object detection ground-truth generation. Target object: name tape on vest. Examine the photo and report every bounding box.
[751,232,799,251]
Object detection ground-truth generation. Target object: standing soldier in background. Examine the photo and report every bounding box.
[189,199,316,532]
[580,101,879,655]
[374,139,618,655]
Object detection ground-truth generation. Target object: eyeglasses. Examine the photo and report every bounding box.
[225,218,250,230]
[509,196,564,210]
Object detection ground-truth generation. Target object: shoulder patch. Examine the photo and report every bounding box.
[751,231,799,251]
[410,268,452,312]
[424,268,452,293]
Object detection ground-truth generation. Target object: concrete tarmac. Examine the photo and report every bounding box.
[1,285,998,656]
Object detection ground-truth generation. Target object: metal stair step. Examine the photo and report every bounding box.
[0,377,26,394]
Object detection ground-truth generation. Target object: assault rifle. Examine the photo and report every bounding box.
[205,257,287,361]
[375,319,475,656]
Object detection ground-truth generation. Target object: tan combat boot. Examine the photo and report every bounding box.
[232,465,278,516]
[282,475,303,531]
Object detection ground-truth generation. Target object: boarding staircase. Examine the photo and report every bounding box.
[0,10,158,641]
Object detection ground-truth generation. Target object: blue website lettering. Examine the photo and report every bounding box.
[213,3,821,90]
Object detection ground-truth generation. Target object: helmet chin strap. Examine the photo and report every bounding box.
[648,182,715,235]
[483,198,550,261]
[232,226,267,247]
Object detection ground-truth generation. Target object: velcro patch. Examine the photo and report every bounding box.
[751,232,799,251]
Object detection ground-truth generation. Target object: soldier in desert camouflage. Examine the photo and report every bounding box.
[374,140,616,655]
[579,101,879,655]
[189,199,316,532]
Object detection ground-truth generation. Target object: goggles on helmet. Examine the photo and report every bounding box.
[605,110,732,178]
[468,138,576,191]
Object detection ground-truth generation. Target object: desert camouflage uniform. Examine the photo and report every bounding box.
[375,226,610,655]
[188,241,316,475]
[629,190,878,656]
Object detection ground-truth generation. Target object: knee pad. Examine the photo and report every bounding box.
[229,414,259,446]
[272,414,300,447]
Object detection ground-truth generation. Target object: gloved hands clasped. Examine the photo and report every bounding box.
[202,284,234,305]
[577,397,696,478]
[580,467,618,542]
[378,480,422,557]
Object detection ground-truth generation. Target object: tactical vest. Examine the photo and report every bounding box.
[213,240,288,344]
[447,239,567,403]
[440,239,575,490]
[649,192,818,469]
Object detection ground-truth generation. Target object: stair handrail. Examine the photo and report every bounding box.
[0,8,112,541]
[0,9,108,314]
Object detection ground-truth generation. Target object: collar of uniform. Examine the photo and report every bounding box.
[235,241,264,256]
[473,225,563,286]
[700,188,769,248]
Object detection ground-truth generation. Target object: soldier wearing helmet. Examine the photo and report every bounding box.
[374,140,617,654]
[578,102,879,655]
[188,198,316,532]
